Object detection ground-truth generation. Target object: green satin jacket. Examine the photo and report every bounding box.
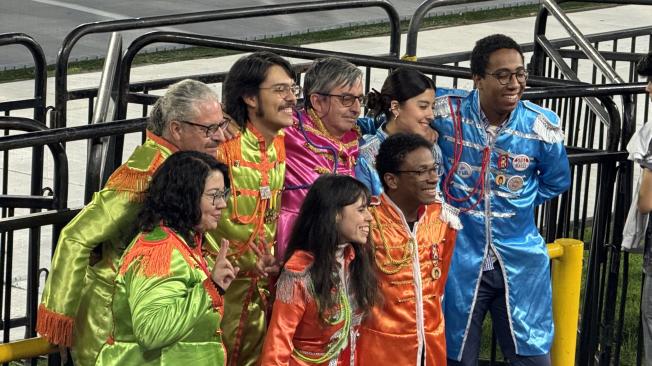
[95,225,226,365]
[212,123,286,366]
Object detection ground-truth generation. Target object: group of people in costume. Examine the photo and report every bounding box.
[36,33,572,366]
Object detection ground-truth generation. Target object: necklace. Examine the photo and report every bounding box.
[370,207,413,275]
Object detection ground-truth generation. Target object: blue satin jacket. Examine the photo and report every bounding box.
[356,123,443,196]
[433,88,571,359]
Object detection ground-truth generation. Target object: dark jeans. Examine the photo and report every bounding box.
[447,266,551,366]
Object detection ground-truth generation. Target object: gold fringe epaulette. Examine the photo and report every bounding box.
[104,150,165,203]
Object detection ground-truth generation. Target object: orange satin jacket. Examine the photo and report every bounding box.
[261,248,360,366]
[358,194,460,366]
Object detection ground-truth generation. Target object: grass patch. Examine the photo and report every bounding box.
[477,248,644,364]
[0,2,611,83]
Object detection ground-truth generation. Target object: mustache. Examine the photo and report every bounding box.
[278,102,297,111]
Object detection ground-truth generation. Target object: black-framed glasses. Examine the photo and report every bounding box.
[486,69,528,85]
[396,164,443,179]
[318,93,367,107]
[259,84,302,98]
[205,188,230,206]
[178,118,230,137]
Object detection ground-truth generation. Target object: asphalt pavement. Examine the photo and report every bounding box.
[0,0,540,68]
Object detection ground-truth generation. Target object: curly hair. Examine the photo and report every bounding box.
[285,174,379,320]
[376,133,433,191]
[637,52,652,78]
[223,51,296,128]
[366,67,435,123]
[470,34,524,77]
[138,151,230,245]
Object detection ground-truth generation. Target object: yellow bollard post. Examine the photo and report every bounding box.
[0,337,56,362]
[548,238,584,366]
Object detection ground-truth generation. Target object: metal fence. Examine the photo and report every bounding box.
[0,0,651,364]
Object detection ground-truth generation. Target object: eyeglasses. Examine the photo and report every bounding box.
[259,84,302,98]
[205,188,230,206]
[486,69,528,85]
[318,93,367,107]
[178,118,230,137]
[396,164,443,179]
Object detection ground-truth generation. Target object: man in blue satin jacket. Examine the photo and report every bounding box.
[433,34,571,366]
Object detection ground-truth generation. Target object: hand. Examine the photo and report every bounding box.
[211,239,239,291]
[423,126,439,144]
[248,240,280,277]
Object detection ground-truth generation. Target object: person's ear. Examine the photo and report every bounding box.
[390,100,400,118]
[384,172,399,191]
[168,120,184,142]
[243,94,258,109]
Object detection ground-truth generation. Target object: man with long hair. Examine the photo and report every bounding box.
[276,57,364,260]
[358,133,460,365]
[213,51,297,366]
[37,79,229,366]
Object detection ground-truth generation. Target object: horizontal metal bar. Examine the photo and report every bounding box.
[0,99,44,113]
[0,317,28,331]
[0,118,146,151]
[0,209,81,233]
[0,196,56,210]
[567,151,627,164]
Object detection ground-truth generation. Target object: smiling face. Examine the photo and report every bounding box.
[250,64,297,132]
[337,195,372,246]
[392,88,435,137]
[171,100,227,156]
[196,170,228,232]
[388,146,439,206]
[311,78,364,138]
[474,48,526,125]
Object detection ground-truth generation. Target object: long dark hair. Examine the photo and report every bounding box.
[285,174,379,318]
[138,151,230,245]
[366,67,435,123]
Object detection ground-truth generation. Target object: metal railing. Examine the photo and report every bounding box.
[53,0,401,129]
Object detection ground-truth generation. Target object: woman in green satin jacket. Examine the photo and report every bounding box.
[95,151,239,365]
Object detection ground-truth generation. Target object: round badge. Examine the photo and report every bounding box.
[512,154,530,172]
[495,174,506,186]
[507,175,524,192]
[457,162,473,178]
[431,267,442,280]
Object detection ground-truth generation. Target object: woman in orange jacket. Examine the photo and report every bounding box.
[260,174,379,366]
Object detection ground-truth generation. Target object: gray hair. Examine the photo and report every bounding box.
[303,57,362,109]
[148,79,219,135]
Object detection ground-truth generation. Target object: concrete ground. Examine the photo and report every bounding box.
[0,4,651,341]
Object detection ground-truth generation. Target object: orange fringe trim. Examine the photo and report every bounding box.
[119,235,195,277]
[105,151,165,203]
[36,304,74,347]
